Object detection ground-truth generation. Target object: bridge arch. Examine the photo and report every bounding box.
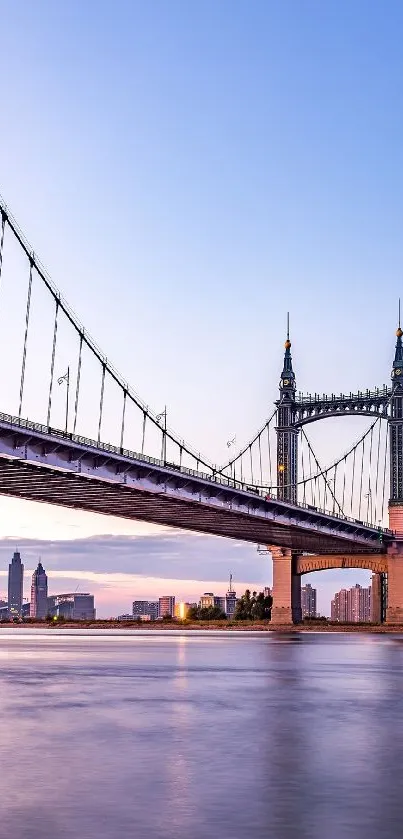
[295,555,388,576]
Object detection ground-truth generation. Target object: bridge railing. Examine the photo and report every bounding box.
[296,386,391,405]
[0,410,392,536]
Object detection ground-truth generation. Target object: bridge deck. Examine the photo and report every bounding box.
[0,412,392,555]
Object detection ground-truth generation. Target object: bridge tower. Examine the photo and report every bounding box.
[270,325,302,624]
[275,322,298,503]
[386,324,403,622]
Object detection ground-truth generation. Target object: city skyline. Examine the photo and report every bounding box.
[0,535,373,618]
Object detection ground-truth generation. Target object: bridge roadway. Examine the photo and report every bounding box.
[0,412,393,555]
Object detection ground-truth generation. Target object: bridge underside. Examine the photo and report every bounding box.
[0,456,388,554]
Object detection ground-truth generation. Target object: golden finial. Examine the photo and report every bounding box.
[397,327,403,338]
[284,339,291,349]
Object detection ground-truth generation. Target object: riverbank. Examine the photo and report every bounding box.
[1,620,403,632]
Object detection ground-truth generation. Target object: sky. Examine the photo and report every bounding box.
[0,0,402,615]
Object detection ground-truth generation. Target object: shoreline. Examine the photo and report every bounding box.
[1,621,403,633]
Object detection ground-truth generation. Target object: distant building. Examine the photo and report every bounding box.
[301,584,317,618]
[214,596,226,613]
[30,562,48,619]
[132,601,159,620]
[8,551,24,618]
[199,592,215,610]
[158,596,175,618]
[22,602,30,618]
[225,587,237,619]
[117,614,133,621]
[174,602,193,620]
[47,593,96,620]
[331,584,371,623]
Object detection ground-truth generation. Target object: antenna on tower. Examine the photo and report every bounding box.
[229,572,233,592]
[287,311,290,340]
[399,298,401,329]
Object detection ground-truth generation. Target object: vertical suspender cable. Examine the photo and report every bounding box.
[120,389,127,450]
[0,212,5,289]
[73,334,83,435]
[308,445,314,506]
[350,447,357,516]
[341,457,347,513]
[366,426,374,523]
[141,411,147,454]
[374,419,382,524]
[258,434,263,485]
[301,438,306,504]
[332,464,338,514]
[98,363,106,443]
[358,437,366,520]
[249,445,253,485]
[267,423,272,487]
[18,259,33,419]
[47,299,59,427]
[381,430,389,524]
[179,445,183,468]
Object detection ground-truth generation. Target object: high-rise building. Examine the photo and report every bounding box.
[331,584,371,623]
[132,600,159,620]
[301,584,317,618]
[225,574,237,619]
[8,551,24,618]
[30,561,48,619]
[47,593,96,620]
[158,596,175,618]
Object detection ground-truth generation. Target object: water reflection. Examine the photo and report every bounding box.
[0,631,402,838]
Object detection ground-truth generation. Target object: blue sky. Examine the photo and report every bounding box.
[0,0,402,614]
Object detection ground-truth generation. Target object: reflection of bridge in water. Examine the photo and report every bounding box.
[0,194,402,623]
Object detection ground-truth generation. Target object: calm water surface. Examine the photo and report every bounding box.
[0,629,403,838]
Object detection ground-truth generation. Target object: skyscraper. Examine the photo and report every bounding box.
[30,562,48,619]
[331,584,371,622]
[301,584,317,618]
[8,551,24,618]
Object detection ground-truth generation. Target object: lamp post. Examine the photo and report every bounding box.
[156,406,167,461]
[57,367,70,433]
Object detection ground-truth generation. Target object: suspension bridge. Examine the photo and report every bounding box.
[0,193,402,624]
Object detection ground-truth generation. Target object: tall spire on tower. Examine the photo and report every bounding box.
[279,312,296,395]
[393,300,403,373]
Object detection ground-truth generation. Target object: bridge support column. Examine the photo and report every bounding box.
[385,542,403,624]
[270,547,302,625]
[370,574,382,624]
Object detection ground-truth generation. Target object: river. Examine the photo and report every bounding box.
[0,629,402,838]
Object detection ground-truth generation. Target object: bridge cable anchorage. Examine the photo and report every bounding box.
[0,192,217,475]
[47,298,59,427]
[18,258,33,420]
